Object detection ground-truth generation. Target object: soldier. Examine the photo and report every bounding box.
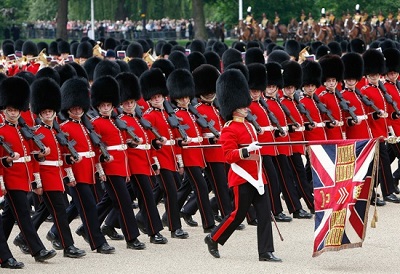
[245,7,254,35]
[300,10,306,23]
[378,11,385,27]
[328,11,335,26]
[307,13,314,27]
[371,13,379,28]
[397,8,400,23]
[319,8,328,27]
[353,5,362,25]
[261,13,269,30]
[204,69,281,262]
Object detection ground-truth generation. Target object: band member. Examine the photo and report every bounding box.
[204,69,281,262]
[0,77,57,263]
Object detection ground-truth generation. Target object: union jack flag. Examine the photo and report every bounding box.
[309,139,378,257]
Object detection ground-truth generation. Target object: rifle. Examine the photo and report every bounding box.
[245,111,263,134]
[163,100,189,141]
[276,95,300,128]
[354,88,381,113]
[0,136,15,157]
[258,97,286,136]
[81,114,111,162]
[312,93,337,125]
[188,103,220,138]
[293,92,315,126]
[379,81,400,116]
[111,111,141,143]
[52,119,80,162]
[334,88,358,123]
[134,105,163,141]
[18,117,47,154]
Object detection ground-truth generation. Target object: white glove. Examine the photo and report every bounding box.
[246,141,261,152]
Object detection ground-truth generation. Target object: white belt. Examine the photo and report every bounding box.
[190,137,203,143]
[134,144,151,150]
[203,133,218,138]
[280,126,289,132]
[164,140,175,146]
[335,121,344,127]
[106,144,127,151]
[13,156,31,163]
[314,122,325,128]
[40,160,63,167]
[77,151,95,158]
[261,126,275,132]
[356,115,368,121]
[294,126,305,132]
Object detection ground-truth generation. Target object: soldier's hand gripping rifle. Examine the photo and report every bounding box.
[293,92,315,126]
[312,93,337,125]
[0,136,15,157]
[379,81,400,117]
[187,103,220,138]
[134,105,163,141]
[258,97,286,136]
[110,110,141,143]
[52,119,80,162]
[334,88,358,124]
[276,95,301,128]
[18,117,47,154]
[163,100,189,141]
[81,114,111,162]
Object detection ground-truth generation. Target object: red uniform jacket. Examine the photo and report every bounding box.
[318,90,344,140]
[220,119,267,188]
[299,95,327,141]
[136,98,151,113]
[384,80,400,135]
[20,110,37,127]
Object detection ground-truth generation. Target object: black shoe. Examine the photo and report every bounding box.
[247,219,258,226]
[371,197,386,206]
[204,234,220,258]
[13,235,30,255]
[394,185,400,195]
[46,231,62,250]
[203,225,216,233]
[1,258,24,269]
[150,233,168,244]
[383,193,400,203]
[126,239,146,250]
[274,212,293,222]
[293,209,312,219]
[171,228,189,239]
[34,249,57,262]
[236,224,245,230]
[259,252,282,262]
[96,242,115,254]
[75,225,89,243]
[101,225,124,240]
[63,245,86,258]
[180,212,198,227]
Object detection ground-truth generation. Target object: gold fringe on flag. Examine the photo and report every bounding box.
[370,142,380,228]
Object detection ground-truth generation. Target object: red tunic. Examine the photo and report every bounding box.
[220,119,267,188]
[318,90,344,140]
[20,110,37,127]
[384,80,400,135]
[136,98,151,113]
[299,95,327,141]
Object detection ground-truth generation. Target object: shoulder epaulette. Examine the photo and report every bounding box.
[143,107,154,115]
[224,120,233,127]
[360,86,368,91]
[60,120,68,126]
[319,90,327,96]
[90,116,99,123]
[0,123,5,128]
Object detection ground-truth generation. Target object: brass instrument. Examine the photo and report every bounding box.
[298,46,311,64]
[143,49,155,67]
[93,43,104,59]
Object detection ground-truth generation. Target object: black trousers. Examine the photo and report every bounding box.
[263,155,283,215]
[211,184,274,255]
[378,142,396,196]
[0,206,15,263]
[2,190,45,256]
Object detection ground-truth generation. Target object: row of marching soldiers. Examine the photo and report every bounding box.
[0,37,400,267]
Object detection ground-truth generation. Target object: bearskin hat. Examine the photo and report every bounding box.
[58,40,70,54]
[265,62,283,88]
[128,58,149,78]
[0,77,30,111]
[341,52,364,80]
[151,59,175,79]
[70,42,79,57]
[90,76,120,108]
[14,40,24,52]
[116,60,129,73]
[225,62,249,81]
[15,71,35,85]
[285,39,301,60]
[266,43,277,55]
[190,39,205,53]
[233,41,247,52]
[212,41,227,58]
[301,60,322,87]
[140,68,168,101]
[22,40,38,56]
[310,41,323,55]
[83,57,102,82]
[168,51,190,71]
[155,40,167,56]
[104,37,117,50]
[60,78,90,115]
[69,62,89,80]
[222,48,242,69]
[37,41,48,54]
[146,39,154,54]
[340,40,348,54]
[282,60,302,89]
[2,43,14,56]
[137,39,150,53]
[379,39,396,52]
[193,64,220,97]
[383,48,400,73]
[188,51,206,72]
[319,54,344,82]
[115,72,141,102]
[171,45,185,53]
[327,41,342,56]
[161,43,173,57]
[350,38,365,54]
[48,41,59,56]
[363,49,385,75]
[127,42,144,58]
[245,47,265,65]
[30,78,61,114]
[369,40,380,49]
[93,59,121,81]
[167,69,195,101]
[36,67,61,85]
[0,74,7,85]
[76,42,93,59]
[55,64,78,86]
[247,63,267,91]
[216,69,251,121]
[266,50,290,64]
[204,51,221,72]
[315,45,330,60]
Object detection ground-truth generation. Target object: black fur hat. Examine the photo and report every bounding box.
[36,67,61,85]
[350,38,366,54]
[319,54,344,82]
[116,60,129,73]
[225,62,249,81]
[14,39,24,52]
[0,77,30,111]
[363,49,385,75]
[22,40,38,56]
[93,59,121,81]
[140,68,169,101]
[90,76,120,108]
[265,62,283,88]
[301,60,322,87]
[369,40,380,49]
[128,58,149,78]
[315,45,330,60]
[266,43,276,55]
[137,39,150,53]
[379,39,396,52]
[245,47,265,65]
[171,45,185,53]
[222,48,242,69]
[383,48,400,73]
[285,39,301,60]
[327,41,342,56]
[167,69,195,101]
[116,72,141,102]
[104,37,117,50]
[37,41,48,54]
[70,42,79,57]
[212,41,227,58]
[282,60,302,89]
[48,41,59,56]
[233,41,246,52]
[190,39,205,53]
[204,51,221,72]
[145,39,154,54]
[193,64,220,97]
[69,62,89,80]
[216,69,251,121]
[76,42,93,59]
[2,43,14,56]
[341,52,364,80]
[82,57,102,82]
[188,51,206,72]
[340,40,348,54]
[60,78,90,115]
[247,63,267,91]
[151,58,175,79]
[310,41,323,54]
[161,43,173,57]
[30,78,61,114]
[55,64,78,86]
[15,71,35,85]
[247,41,260,49]
[127,42,144,58]
[168,51,190,70]
[58,40,70,54]
[155,40,167,56]
[266,50,290,64]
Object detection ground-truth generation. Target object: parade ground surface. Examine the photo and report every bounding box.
[3,190,397,274]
